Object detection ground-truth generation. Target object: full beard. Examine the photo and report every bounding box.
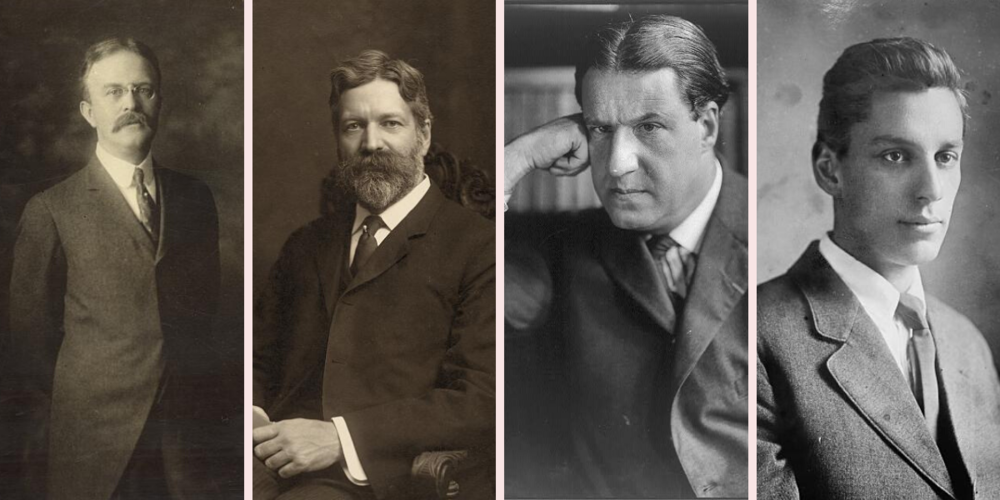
[336,145,424,213]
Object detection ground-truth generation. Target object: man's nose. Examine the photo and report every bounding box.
[361,124,384,153]
[606,131,639,178]
[121,88,139,111]
[914,156,945,203]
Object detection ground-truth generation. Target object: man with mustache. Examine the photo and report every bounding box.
[503,15,747,498]
[252,50,495,499]
[8,38,222,498]
[757,38,1000,498]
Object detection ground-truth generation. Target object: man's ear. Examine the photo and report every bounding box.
[697,101,720,150]
[419,119,432,157]
[79,100,97,128]
[812,141,844,197]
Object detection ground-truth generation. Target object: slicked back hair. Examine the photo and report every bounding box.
[814,37,967,161]
[80,37,161,102]
[328,50,433,135]
[574,14,730,117]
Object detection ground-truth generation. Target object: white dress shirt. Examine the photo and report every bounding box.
[348,175,431,262]
[95,143,156,219]
[654,161,723,256]
[819,234,926,382]
[336,174,431,486]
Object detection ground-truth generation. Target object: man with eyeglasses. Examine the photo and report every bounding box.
[8,37,222,499]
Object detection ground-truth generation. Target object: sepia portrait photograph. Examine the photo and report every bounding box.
[0,0,245,499]
[251,0,496,499]
[757,0,1000,498]
[503,1,749,498]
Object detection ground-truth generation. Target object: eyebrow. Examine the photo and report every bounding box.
[868,135,963,149]
[100,82,154,89]
[341,112,410,123]
[584,111,675,126]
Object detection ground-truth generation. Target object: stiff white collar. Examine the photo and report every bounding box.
[820,233,927,318]
[95,142,156,197]
[664,160,723,254]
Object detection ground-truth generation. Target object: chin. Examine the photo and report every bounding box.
[605,208,650,231]
[894,241,945,267]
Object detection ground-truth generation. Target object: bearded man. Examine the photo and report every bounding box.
[252,50,496,500]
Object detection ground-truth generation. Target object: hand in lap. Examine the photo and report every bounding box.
[253,418,343,478]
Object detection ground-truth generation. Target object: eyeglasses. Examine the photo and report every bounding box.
[103,85,157,101]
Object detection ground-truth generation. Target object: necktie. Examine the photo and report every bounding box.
[647,235,695,331]
[133,168,159,244]
[351,215,385,276]
[896,293,939,441]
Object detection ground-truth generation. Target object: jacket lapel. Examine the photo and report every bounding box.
[597,222,676,334]
[153,164,169,263]
[793,243,955,499]
[84,156,157,257]
[672,175,747,389]
[318,214,353,319]
[343,184,445,296]
[671,173,747,394]
[928,297,997,490]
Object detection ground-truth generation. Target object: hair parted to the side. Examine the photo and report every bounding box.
[328,50,433,134]
[814,37,967,162]
[79,38,161,102]
[574,14,730,117]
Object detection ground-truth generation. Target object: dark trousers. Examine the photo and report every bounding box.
[253,456,376,500]
[110,389,223,500]
[111,414,170,500]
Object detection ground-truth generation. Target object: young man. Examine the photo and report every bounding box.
[757,38,1000,499]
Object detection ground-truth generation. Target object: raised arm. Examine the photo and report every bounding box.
[503,113,591,204]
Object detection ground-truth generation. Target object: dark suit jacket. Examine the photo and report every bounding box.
[8,156,220,500]
[505,172,748,498]
[757,242,1000,499]
[253,184,495,499]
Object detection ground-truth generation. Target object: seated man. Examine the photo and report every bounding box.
[757,37,1000,499]
[252,50,495,500]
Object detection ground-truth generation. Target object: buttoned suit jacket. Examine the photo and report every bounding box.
[9,156,221,500]
[253,184,495,499]
[757,241,1000,499]
[505,172,748,498]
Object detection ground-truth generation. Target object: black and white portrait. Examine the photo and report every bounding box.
[757,1,1000,498]
[503,2,749,498]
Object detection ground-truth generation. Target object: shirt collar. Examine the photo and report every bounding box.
[95,142,154,190]
[819,233,927,319]
[352,175,431,235]
[665,160,723,254]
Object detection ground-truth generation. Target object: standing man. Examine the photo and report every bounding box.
[757,38,1000,498]
[9,38,221,499]
[504,15,748,498]
[252,50,495,499]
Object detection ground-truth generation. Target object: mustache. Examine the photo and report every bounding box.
[351,149,406,169]
[112,112,149,132]
[336,147,423,211]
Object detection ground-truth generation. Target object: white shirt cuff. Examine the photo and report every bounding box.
[332,416,369,486]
